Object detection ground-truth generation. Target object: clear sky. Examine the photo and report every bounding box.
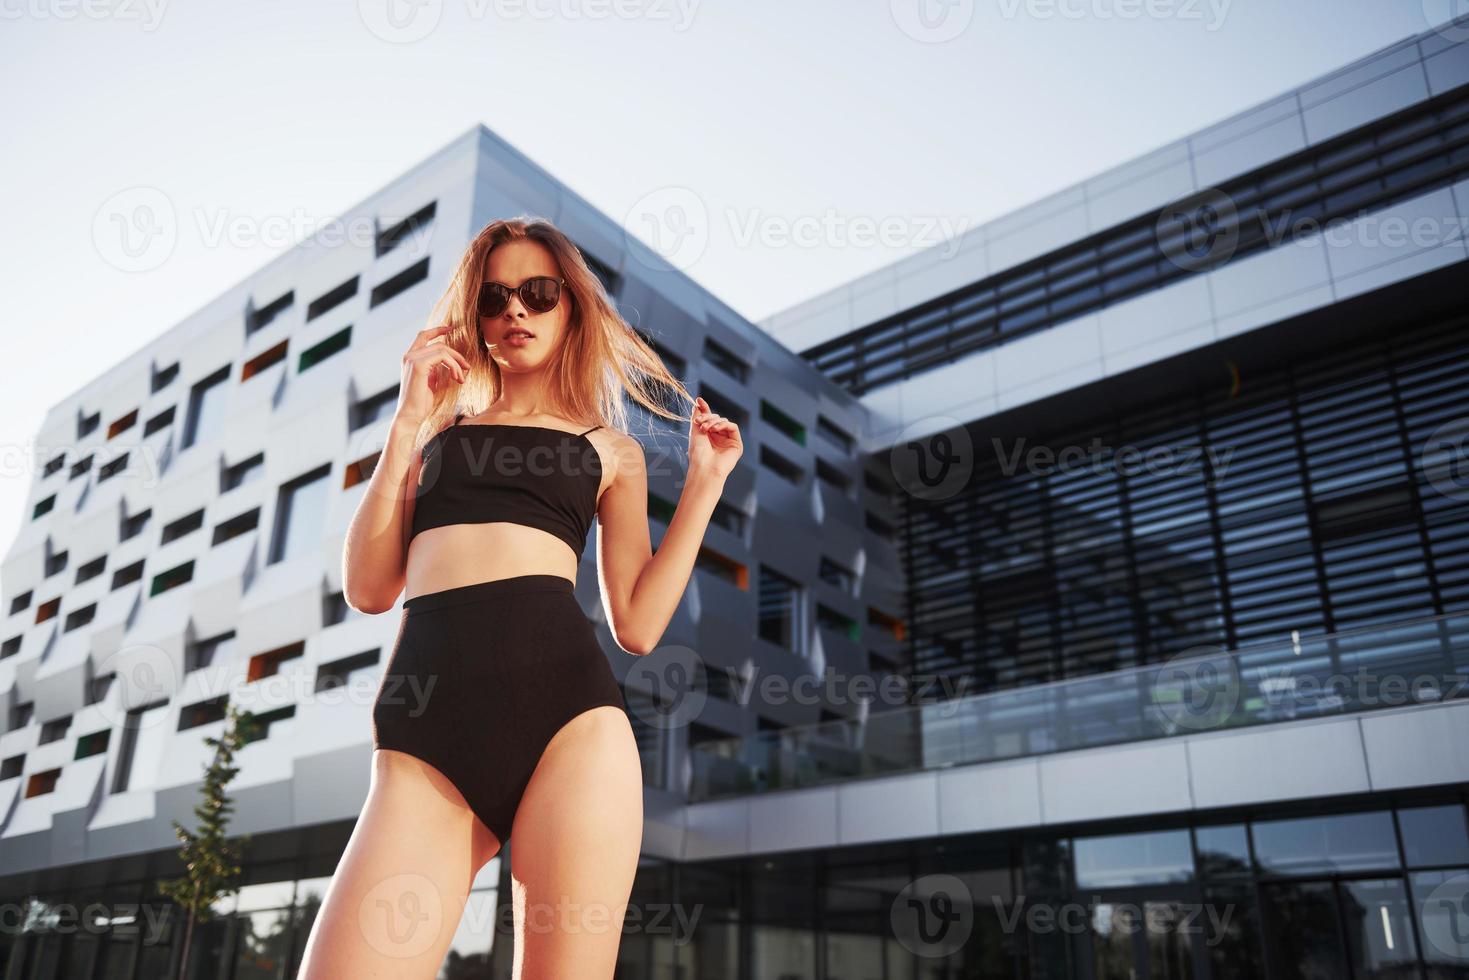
[0,0,1453,569]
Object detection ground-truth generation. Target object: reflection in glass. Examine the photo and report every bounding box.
[1074,829,1194,888]
[1202,884,1263,980]
[1339,878,1418,979]
[1252,811,1399,876]
[1399,805,1469,868]
[1195,825,1252,878]
[1261,880,1347,980]
[1410,869,1469,971]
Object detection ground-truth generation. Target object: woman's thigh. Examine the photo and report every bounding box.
[508,705,644,980]
[296,748,502,979]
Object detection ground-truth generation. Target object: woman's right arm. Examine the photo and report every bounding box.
[341,324,469,614]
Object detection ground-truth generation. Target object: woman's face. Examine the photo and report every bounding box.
[479,238,572,372]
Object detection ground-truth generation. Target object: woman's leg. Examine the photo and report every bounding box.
[296,748,502,978]
[507,705,644,980]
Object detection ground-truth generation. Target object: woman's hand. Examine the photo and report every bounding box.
[397,324,470,422]
[688,395,742,480]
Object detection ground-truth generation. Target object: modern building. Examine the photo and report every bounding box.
[3,15,1469,980]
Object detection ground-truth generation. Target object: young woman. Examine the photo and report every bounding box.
[297,217,742,979]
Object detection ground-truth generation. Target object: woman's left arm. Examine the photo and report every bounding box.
[597,397,742,656]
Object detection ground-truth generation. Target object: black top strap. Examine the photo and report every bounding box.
[578,424,601,436]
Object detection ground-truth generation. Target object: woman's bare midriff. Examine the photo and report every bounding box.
[404,523,584,601]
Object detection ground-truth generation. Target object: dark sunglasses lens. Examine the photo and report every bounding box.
[522,277,560,313]
[478,283,509,317]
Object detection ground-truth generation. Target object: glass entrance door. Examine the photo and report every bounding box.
[1088,889,1205,980]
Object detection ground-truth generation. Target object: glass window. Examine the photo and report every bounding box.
[1252,811,1399,876]
[1410,869,1469,969]
[1073,829,1193,888]
[1195,825,1252,878]
[1261,881,1347,979]
[1339,878,1419,979]
[1398,804,1469,868]
[271,467,331,564]
[184,368,230,449]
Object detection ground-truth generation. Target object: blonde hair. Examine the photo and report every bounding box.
[409,216,696,453]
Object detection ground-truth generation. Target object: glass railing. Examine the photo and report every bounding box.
[687,613,1469,802]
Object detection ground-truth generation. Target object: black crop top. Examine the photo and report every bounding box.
[409,414,605,562]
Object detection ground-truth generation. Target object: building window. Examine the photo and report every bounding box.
[316,650,379,692]
[183,365,231,449]
[815,458,852,492]
[44,549,67,577]
[306,276,359,321]
[299,325,352,372]
[74,729,110,760]
[186,630,237,672]
[33,495,55,519]
[0,755,22,779]
[78,410,100,438]
[815,603,858,642]
[247,289,295,334]
[111,559,145,589]
[241,340,288,382]
[107,409,138,439]
[351,384,400,430]
[213,508,260,545]
[143,406,176,437]
[70,454,93,480]
[35,597,59,624]
[270,465,332,564]
[760,400,805,446]
[10,591,32,614]
[43,453,64,478]
[25,769,60,798]
[1,636,20,659]
[39,715,72,744]
[151,360,180,391]
[111,700,170,793]
[120,508,151,541]
[758,446,803,486]
[63,604,96,632]
[695,547,747,589]
[247,641,304,682]
[98,453,129,482]
[818,556,856,595]
[178,695,229,731]
[160,508,205,545]
[1073,829,1194,888]
[150,560,194,596]
[817,415,855,454]
[703,338,751,382]
[758,564,803,652]
[375,200,437,258]
[1251,811,1400,876]
[222,452,265,491]
[369,258,430,308]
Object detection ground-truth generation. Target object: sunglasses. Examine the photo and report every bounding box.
[477,276,565,317]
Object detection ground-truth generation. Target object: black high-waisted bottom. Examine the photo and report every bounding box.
[370,574,626,844]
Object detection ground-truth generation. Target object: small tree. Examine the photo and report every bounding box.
[157,703,259,980]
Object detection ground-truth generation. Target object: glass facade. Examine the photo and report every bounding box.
[897,310,1469,692]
